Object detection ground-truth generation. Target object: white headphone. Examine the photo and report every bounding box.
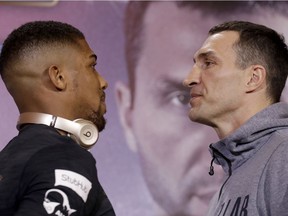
[17,112,99,150]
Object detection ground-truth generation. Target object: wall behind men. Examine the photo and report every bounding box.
[1,2,288,216]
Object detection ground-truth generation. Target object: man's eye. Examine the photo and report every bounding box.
[205,61,212,66]
[200,60,212,68]
[203,59,216,68]
[168,90,190,107]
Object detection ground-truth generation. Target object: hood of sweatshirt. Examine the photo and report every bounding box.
[209,102,288,175]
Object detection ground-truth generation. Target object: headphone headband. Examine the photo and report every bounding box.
[17,112,99,149]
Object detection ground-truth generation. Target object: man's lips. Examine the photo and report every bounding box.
[189,92,202,106]
[191,93,202,98]
[100,92,106,102]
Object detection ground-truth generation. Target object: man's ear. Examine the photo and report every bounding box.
[48,65,67,91]
[115,81,138,152]
[246,65,266,93]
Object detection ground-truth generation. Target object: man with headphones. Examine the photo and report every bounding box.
[0,21,116,216]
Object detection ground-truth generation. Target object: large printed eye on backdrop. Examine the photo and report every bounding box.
[1,2,288,216]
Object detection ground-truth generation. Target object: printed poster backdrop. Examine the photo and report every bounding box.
[1,1,288,216]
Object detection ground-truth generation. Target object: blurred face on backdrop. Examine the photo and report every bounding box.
[116,1,288,215]
[117,2,222,215]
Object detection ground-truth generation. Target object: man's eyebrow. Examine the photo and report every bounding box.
[194,50,217,62]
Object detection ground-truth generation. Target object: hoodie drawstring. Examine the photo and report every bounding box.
[209,143,233,200]
[209,154,216,176]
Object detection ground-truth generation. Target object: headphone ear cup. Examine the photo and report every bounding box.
[73,119,99,149]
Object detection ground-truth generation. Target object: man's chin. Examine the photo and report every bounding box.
[161,197,210,216]
[88,112,106,132]
[94,117,106,132]
[150,178,216,216]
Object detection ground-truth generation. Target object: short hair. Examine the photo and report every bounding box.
[209,20,288,102]
[0,20,85,81]
[124,1,288,98]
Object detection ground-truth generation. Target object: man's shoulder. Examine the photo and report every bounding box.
[0,124,94,176]
[2,124,85,154]
[263,129,288,167]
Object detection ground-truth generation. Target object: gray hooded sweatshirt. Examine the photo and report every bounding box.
[207,102,288,216]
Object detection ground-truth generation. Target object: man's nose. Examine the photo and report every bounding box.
[183,67,200,87]
[98,74,108,90]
